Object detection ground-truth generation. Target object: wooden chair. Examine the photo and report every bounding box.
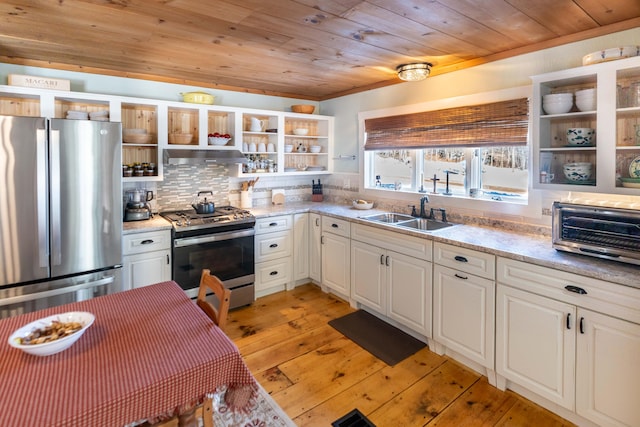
[197,269,231,330]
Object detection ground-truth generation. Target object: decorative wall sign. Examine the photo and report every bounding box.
[7,74,71,91]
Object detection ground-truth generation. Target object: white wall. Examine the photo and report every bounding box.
[319,28,640,226]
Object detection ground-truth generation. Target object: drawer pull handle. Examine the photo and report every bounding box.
[566,313,571,330]
[269,222,278,227]
[454,255,468,263]
[315,218,320,226]
[270,271,278,276]
[565,285,587,295]
[141,239,154,244]
[454,273,468,280]
[269,243,278,248]
[579,317,585,334]
[331,223,338,228]
[385,256,389,266]
[380,254,385,265]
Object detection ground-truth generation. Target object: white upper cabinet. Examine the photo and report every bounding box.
[0,84,333,181]
[531,56,640,193]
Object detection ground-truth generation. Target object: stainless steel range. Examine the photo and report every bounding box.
[161,206,256,309]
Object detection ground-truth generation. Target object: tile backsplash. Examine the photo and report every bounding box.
[156,164,230,210]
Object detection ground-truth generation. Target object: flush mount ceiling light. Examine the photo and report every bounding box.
[396,63,433,82]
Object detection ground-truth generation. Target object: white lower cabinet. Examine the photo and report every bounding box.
[432,242,496,380]
[350,223,432,337]
[122,230,171,290]
[254,215,292,297]
[309,213,322,283]
[321,216,351,298]
[496,257,640,427]
[292,213,309,282]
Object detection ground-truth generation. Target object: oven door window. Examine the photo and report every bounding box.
[173,234,254,291]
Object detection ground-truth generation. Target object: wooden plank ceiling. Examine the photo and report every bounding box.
[0,0,639,100]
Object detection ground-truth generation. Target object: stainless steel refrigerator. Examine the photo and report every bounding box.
[0,115,122,318]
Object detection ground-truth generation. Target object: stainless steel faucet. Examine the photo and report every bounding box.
[419,196,430,218]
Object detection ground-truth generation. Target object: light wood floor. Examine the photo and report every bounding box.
[225,283,576,427]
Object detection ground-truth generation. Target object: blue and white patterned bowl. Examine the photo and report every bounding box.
[566,128,595,146]
[563,162,593,182]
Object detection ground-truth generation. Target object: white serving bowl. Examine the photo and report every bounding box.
[309,145,322,153]
[567,128,595,145]
[563,162,593,182]
[8,312,95,356]
[352,200,374,210]
[575,97,596,112]
[284,144,294,153]
[208,136,231,146]
[543,103,573,115]
[293,128,309,136]
[543,93,573,101]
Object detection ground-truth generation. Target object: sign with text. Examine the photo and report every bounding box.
[7,74,71,91]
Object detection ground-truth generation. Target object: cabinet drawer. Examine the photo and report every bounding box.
[255,231,292,262]
[434,242,495,280]
[255,257,292,291]
[123,230,171,255]
[351,223,432,261]
[255,215,292,234]
[322,216,350,238]
[497,257,640,324]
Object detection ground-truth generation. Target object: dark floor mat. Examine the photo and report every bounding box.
[332,408,376,427]
[328,310,426,366]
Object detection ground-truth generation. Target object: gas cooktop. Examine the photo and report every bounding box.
[160,206,255,232]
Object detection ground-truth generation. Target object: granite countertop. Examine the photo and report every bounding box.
[251,202,640,290]
[122,215,172,234]
[123,202,639,289]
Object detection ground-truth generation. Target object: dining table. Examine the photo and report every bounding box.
[0,281,257,427]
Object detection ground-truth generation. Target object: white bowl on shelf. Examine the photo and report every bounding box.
[566,128,595,146]
[284,144,294,153]
[575,88,597,111]
[563,162,593,182]
[542,93,573,114]
[293,128,309,136]
[208,136,231,146]
[8,312,95,356]
[309,145,322,153]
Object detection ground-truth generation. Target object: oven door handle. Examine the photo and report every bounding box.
[174,229,255,247]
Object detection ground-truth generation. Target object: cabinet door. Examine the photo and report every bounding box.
[387,250,432,337]
[293,213,309,281]
[350,240,385,313]
[309,214,322,282]
[576,308,640,427]
[434,265,494,368]
[123,249,171,290]
[321,233,350,296]
[496,285,576,410]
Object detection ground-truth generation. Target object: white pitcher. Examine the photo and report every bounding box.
[250,117,267,132]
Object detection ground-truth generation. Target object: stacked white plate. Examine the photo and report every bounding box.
[542,93,573,115]
[66,110,88,120]
[575,88,596,111]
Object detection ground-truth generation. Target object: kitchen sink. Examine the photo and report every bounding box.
[360,213,414,223]
[395,218,457,232]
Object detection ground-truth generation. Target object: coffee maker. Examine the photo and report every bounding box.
[124,189,153,221]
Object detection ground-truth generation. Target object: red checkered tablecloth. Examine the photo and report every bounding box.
[0,281,256,427]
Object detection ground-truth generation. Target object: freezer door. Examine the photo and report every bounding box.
[0,116,49,286]
[49,119,122,277]
[0,268,122,319]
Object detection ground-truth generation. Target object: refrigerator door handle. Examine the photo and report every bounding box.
[50,129,62,266]
[36,127,48,268]
[0,275,115,307]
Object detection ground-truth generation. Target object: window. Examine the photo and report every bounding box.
[362,94,530,201]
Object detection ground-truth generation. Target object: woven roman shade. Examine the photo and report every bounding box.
[364,98,529,150]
